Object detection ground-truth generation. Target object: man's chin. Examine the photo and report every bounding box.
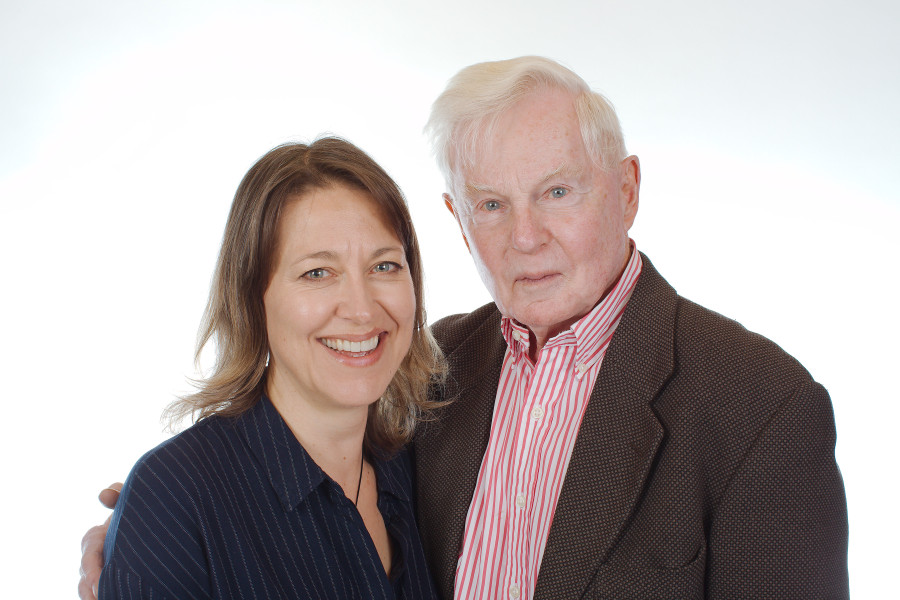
[515,292,599,330]
[509,306,572,334]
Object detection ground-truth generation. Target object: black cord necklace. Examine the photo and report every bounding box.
[354,453,364,506]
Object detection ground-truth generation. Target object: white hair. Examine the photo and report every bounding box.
[424,56,627,195]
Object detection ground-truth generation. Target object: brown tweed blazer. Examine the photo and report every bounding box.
[413,253,849,599]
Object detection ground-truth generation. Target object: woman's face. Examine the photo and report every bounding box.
[263,184,416,417]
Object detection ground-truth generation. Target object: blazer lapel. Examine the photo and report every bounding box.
[534,255,677,598]
[415,307,507,599]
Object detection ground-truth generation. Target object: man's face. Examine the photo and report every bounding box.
[446,88,639,347]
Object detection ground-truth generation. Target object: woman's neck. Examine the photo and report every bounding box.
[266,382,369,495]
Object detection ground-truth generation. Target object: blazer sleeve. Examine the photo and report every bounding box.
[706,380,849,599]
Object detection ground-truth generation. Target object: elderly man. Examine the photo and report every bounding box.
[414,56,847,599]
[81,56,848,599]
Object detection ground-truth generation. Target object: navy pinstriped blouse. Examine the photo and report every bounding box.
[99,396,437,599]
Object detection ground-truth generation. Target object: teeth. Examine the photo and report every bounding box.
[322,335,380,353]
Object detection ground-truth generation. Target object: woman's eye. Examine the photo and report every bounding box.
[550,187,568,198]
[483,200,501,211]
[303,268,328,279]
[373,262,401,273]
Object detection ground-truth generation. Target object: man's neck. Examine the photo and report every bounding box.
[524,246,634,361]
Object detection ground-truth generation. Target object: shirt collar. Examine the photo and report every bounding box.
[235,395,326,512]
[371,447,412,505]
[500,240,643,368]
[234,395,411,512]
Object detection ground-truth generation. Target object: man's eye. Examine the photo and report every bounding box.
[303,268,328,279]
[483,200,501,211]
[550,187,568,198]
[373,262,401,273]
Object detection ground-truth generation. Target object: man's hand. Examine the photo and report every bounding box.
[78,483,122,600]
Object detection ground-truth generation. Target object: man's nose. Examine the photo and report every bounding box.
[510,203,548,252]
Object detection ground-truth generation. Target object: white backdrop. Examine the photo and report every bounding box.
[1,1,897,597]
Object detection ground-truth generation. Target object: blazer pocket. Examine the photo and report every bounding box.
[582,541,707,599]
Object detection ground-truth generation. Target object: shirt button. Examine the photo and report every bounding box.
[509,584,521,598]
[512,330,522,342]
[530,405,544,420]
[515,493,526,509]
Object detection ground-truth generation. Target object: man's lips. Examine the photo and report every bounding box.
[516,272,560,284]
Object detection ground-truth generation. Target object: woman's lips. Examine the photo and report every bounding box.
[320,334,380,353]
[318,332,387,364]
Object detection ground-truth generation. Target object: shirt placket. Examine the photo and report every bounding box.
[507,343,564,600]
[499,347,530,600]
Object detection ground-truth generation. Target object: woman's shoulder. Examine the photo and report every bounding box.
[126,415,239,493]
[101,419,239,598]
[110,413,254,538]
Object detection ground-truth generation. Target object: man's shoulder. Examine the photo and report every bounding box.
[430,301,502,355]
[673,295,814,386]
[655,293,827,476]
[634,254,814,386]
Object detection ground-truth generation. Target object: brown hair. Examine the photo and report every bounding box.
[166,137,446,454]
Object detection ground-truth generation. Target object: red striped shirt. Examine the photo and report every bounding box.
[454,244,643,600]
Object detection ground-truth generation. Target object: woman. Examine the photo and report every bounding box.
[99,138,445,599]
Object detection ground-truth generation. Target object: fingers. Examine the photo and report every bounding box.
[98,482,123,509]
[79,522,109,600]
[77,577,97,600]
[80,483,122,598]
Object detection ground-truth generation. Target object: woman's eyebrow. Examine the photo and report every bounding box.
[290,247,403,265]
[370,246,404,260]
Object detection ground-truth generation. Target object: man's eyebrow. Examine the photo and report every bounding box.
[464,182,496,196]
[463,164,584,197]
[539,163,583,183]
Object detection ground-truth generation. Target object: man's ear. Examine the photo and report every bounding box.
[620,155,641,230]
[443,193,470,252]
